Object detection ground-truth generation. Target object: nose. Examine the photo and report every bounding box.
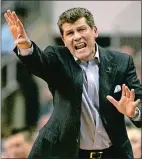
[73,32,81,41]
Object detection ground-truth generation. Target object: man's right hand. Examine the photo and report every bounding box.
[4,10,32,51]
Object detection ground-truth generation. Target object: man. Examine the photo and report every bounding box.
[4,8,142,159]
[2,129,33,158]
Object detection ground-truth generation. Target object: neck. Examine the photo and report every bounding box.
[79,48,96,62]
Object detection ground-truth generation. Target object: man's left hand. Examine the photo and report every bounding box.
[107,84,140,118]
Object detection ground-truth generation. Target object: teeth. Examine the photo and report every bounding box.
[75,43,86,50]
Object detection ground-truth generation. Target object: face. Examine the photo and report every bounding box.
[4,134,32,158]
[62,17,98,61]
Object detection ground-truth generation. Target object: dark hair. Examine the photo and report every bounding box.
[57,7,95,36]
[10,127,33,142]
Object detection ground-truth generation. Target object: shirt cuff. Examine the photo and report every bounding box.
[18,45,33,55]
[130,107,141,121]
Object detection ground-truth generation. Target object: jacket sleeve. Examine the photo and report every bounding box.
[13,41,60,82]
[125,55,142,128]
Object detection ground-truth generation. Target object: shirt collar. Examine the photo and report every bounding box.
[73,43,100,63]
[95,43,100,63]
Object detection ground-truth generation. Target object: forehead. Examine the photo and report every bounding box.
[62,17,89,32]
[5,134,24,145]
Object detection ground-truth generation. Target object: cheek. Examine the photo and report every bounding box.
[85,33,95,43]
[65,41,74,50]
[87,38,95,48]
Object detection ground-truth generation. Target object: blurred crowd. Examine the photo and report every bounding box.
[1,3,141,159]
[120,45,141,83]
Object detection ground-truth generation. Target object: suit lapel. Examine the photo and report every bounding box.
[67,45,118,112]
[67,50,83,91]
[67,51,83,111]
[98,46,117,107]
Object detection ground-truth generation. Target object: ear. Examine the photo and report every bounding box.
[93,26,98,39]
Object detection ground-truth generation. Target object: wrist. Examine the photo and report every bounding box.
[18,40,32,49]
[131,107,141,120]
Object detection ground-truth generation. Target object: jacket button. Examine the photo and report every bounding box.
[76,138,79,142]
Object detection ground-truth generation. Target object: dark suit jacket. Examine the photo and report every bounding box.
[14,42,142,159]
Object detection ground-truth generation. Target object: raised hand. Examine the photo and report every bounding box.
[107,84,140,118]
[4,10,31,49]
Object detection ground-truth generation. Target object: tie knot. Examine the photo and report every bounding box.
[76,59,81,64]
[94,57,99,65]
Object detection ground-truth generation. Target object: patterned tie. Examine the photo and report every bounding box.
[79,61,88,91]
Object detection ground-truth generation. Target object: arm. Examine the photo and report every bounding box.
[14,42,60,81]
[4,10,32,53]
[125,56,142,127]
[4,10,60,81]
[107,56,142,128]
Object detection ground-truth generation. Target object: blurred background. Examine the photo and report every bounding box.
[1,1,141,158]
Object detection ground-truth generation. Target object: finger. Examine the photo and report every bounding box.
[7,10,15,25]
[6,10,12,17]
[15,38,27,45]
[4,13,12,26]
[12,11,18,24]
[17,34,22,39]
[14,34,22,41]
[122,84,126,96]
[107,95,118,107]
[12,11,19,20]
[134,99,140,106]
[130,89,135,101]
[16,19,24,29]
[125,86,130,98]
[16,19,25,35]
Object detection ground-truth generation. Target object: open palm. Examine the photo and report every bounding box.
[107,84,140,118]
[4,10,31,49]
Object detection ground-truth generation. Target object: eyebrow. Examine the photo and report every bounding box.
[77,25,87,29]
[65,25,87,33]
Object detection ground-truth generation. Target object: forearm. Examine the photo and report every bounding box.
[13,41,46,79]
[13,41,60,81]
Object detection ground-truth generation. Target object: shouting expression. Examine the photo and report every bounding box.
[62,17,98,61]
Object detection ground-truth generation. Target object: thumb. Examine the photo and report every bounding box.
[15,38,28,45]
[106,95,118,107]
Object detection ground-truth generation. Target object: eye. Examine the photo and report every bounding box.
[66,32,73,36]
[78,28,86,32]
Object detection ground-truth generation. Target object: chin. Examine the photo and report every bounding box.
[76,53,91,61]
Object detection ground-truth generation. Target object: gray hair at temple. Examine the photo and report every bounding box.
[57,7,95,36]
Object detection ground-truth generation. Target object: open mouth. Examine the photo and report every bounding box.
[75,42,87,50]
